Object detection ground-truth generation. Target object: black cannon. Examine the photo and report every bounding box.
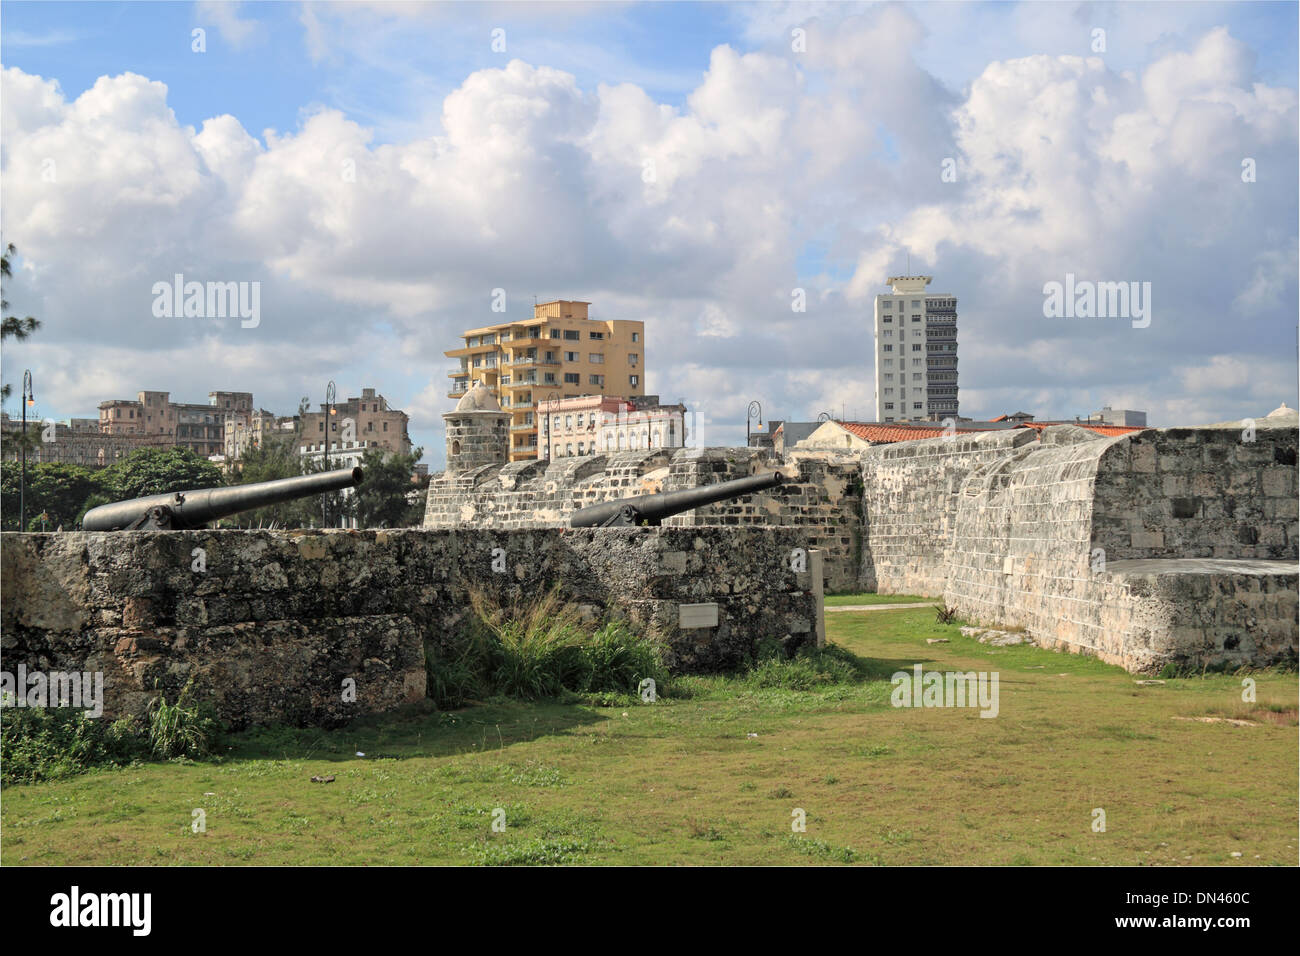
[82,467,364,531]
[569,469,784,528]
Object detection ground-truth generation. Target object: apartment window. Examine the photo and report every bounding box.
[912,344,921,351]
[883,344,893,352]
[883,315,892,323]
[565,351,578,362]
[884,403,894,410]
[564,373,580,384]
[589,375,605,386]
[565,415,573,428]
[318,422,324,432]
[884,388,894,396]
[883,359,893,368]
[883,374,893,382]
[882,301,892,310]
[566,444,574,456]
[913,403,923,410]
[577,442,585,455]
[383,422,388,431]
[911,300,920,307]
[912,315,921,322]
[589,354,604,364]
[632,332,640,342]
[913,359,923,367]
[564,330,580,340]
[628,353,638,366]
[589,331,605,340]
[629,375,639,387]
[549,329,560,339]
[913,373,922,381]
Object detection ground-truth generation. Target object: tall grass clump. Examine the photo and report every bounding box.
[745,641,865,690]
[147,680,219,759]
[425,589,668,705]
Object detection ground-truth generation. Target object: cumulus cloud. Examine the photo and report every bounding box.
[0,8,1295,470]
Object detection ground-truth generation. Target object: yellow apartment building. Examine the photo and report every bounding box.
[445,300,645,461]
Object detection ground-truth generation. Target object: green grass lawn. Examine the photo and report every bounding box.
[3,608,1295,865]
[824,592,937,606]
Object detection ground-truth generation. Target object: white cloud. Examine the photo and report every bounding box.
[1,13,1295,468]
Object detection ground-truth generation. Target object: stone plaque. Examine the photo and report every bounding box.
[678,603,719,628]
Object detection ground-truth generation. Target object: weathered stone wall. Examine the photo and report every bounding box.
[2,527,819,728]
[424,447,864,591]
[940,423,1298,672]
[1091,426,1298,560]
[856,429,1040,595]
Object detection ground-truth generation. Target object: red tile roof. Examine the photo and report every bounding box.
[1016,421,1147,437]
[839,422,988,443]
[826,419,1146,445]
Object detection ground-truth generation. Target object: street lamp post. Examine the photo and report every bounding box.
[324,380,336,527]
[542,391,559,461]
[21,370,34,530]
[746,400,762,447]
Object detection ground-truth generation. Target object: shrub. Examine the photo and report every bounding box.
[1,706,147,785]
[934,605,957,624]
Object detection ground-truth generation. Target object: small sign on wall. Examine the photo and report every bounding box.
[678,603,719,628]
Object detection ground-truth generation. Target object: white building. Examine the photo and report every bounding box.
[873,276,959,422]
[538,395,686,458]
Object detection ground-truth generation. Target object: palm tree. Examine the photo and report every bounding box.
[1,243,41,403]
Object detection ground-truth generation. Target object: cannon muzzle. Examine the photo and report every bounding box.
[570,469,784,528]
[82,466,364,531]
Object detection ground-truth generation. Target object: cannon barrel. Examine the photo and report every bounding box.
[570,469,784,528]
[82,467,364,531]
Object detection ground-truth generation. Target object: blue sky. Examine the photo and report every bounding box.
[2,1,1297,465]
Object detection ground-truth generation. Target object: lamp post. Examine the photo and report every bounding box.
[21,370,34,530]
[324,380,336,527]
[542,390,559,461]
[746,400,762,447]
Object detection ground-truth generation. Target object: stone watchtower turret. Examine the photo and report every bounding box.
[443,382,509,474]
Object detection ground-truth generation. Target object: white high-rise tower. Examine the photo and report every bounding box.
[872,275,959,422]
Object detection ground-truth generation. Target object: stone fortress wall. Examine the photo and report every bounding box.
[2,527,820,728]
[427,396,1298,674]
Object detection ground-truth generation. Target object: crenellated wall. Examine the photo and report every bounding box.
[424,447,864,591]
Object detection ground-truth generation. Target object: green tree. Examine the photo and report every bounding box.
[1,243,41,404]
[103,447,225,500]
[352,447,426,529]
[0,460,107,531]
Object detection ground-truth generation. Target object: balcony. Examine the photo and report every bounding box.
[447,367,469,378]
[510,423,537,433]
[509,356,537,367]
